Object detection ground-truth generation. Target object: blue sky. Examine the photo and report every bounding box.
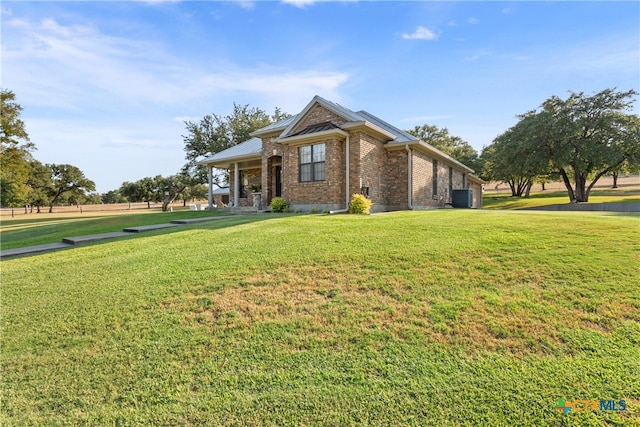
[2,1,638,193]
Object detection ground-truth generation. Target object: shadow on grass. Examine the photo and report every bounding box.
[0,213,298,260]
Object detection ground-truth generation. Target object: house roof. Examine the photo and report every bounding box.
[212,187,230,195]
[198,95,476,173]
[355,110,418,144]
[250,114,298,137]
[197,137,262,167]
[291,121,341,136]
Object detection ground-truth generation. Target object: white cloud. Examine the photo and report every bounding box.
[2,16,350,114]
[281,0,319,8]
[468,17,479,24]
[1,14,352,191]
[402,26,439,41]
[234,1,256,10]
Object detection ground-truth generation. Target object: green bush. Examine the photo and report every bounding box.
[270,197,289,213]
[349,194,372,214]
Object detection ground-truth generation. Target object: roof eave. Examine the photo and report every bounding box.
[197,153,262,168]
[385,140,475,174]
[342,121,396,141]
[275,128,349,145]
[250,126,287,138]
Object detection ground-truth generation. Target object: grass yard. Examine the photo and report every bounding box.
[483,189,640,210]
[1,210,639,426]
[0,209,229,251]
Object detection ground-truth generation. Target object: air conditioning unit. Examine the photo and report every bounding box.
[451,189,473,208]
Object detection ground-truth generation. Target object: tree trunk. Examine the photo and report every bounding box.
[612,171,618,188]
[574,171,588,202]
[49,204,53,213]
[507,180,516,196]
[541,182,546,191]
[524,179,533,198]
[559,168,576,202]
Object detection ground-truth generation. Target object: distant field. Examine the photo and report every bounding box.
[483,175,640,209]
[2,210,638,426]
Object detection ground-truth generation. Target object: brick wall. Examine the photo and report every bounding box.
[386,149,408,209]
[283,137,346,206]
[352,131,388,206]
[411,150,432,207]
[229,167,261,207]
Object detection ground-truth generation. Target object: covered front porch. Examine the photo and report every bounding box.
[198,137,285,211]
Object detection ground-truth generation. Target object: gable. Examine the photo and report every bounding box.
[289,104,350,136]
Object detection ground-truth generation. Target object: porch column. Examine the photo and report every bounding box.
[233,162,239,207]
[207,165,213,209]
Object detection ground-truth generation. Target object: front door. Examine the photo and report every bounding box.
[275,165,282,197]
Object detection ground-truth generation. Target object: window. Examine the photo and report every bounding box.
[299,143,325,182]
[432,160,438,196]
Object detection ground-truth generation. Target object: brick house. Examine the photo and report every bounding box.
[199,96,483,212]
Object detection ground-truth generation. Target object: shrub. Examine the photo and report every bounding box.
[349,194,372,214]
[310,208,319,214]
[270,197,289,213]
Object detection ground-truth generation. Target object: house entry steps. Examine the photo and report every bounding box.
[0,214,241,260]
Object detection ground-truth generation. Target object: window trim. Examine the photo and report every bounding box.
[299,143,326,182]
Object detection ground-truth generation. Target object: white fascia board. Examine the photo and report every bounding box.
[342,121,396,141]
[275,128,349,145]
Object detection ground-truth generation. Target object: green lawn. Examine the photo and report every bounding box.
[1,211,639,426]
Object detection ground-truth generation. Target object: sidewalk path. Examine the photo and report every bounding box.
[0,215,238,260]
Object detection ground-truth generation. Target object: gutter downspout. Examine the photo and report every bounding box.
[329,135,351,215]
[233,162,239,208]
[207,165,213,209]
[405,144,413,210]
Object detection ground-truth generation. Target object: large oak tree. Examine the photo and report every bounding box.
[482,88,640,202]
[1,89,35,207]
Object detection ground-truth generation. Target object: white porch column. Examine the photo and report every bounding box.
[207,165,213,209]
[233,162,239,207]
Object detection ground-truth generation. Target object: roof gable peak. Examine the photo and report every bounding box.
[279,95,362,139]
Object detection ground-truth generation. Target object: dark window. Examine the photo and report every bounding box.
[299,143,325,182]
[432,160,438,196]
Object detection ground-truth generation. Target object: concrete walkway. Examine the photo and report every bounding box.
[0,215,238,260]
